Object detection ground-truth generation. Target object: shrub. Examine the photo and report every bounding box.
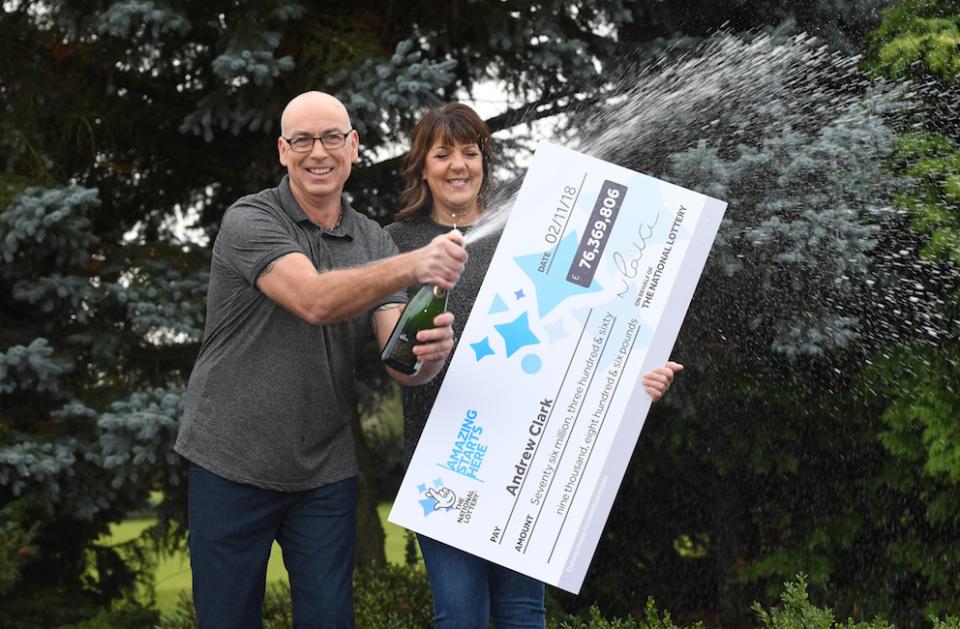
[752,574,893,629]
[157,563,433,629]
[60,604,160,629]
[551,598,700,628]
[354,563,433,628]
[155,571,960,629]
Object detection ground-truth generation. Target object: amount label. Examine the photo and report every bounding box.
[566,180,627,287]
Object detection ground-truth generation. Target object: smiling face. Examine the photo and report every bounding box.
[278,92,359,217]
[421,138,484,222]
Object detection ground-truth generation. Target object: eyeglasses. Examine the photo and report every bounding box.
[282,129,353,152]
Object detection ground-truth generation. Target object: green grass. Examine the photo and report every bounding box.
[104,503,419,613]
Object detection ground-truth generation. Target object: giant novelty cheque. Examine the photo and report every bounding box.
[388,141,727,593]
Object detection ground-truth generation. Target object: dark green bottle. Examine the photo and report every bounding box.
[381,283,449,375]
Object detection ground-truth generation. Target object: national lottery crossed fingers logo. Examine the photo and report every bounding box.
[418,479,456,514]
[416,477,479,524]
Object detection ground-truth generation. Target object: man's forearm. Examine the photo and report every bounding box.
[299,251,420,325]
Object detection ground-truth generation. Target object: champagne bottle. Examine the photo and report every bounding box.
[381,283,449,375]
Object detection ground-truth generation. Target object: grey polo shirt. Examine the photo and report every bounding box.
[175,176,405,491]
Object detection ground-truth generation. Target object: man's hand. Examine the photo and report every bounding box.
[643,361,683,402]
[412,312,456,365]
[381,311,456,385]
[414,230,468,291]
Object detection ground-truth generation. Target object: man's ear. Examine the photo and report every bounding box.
[350,130,360,163]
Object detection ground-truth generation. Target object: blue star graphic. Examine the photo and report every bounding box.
[433,477,444,487]
[514,232,604,316]
[488,294,508,314]
[494,311,541,357]
[470,337,495,361]
[514,288,525,299]
[417,482,427,493]
[545,319,568,343]
[419,497,438,516]
[572,307,591,326]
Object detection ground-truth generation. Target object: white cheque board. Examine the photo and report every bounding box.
[388,141,727,593]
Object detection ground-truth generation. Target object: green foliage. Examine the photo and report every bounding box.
[57,603,160,629]
[892,131,960,265]
[552,597,705,629]
[866,0,960,83]
[856,1,960,622]
[864,340,960,620]
[0,177,204,613]
[0,184,98,268]
[933,616,960,629]
[403,529,419,567]
[357,380,407,502]
[95,1,190,39]
[0,338,72,396]
[876,343,960,488]
[670,104,897,359]
[336,39,458,148]
[0,498,38,596]
[154,591,195,629]
[554,605,645,629]
[554,32,932,623]
[353,564,434,628]
[152,572,960,629]
[752,574,894,629]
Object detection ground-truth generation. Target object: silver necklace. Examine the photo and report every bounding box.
[321,209,343,231]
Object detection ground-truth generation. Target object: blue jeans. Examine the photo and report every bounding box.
[188,464,357,629]
[418,533,546,628]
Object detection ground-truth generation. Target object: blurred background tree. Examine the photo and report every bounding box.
[2,0,958,627]
[859,0,960,621]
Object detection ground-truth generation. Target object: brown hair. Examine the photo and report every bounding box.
[395,102,494,222]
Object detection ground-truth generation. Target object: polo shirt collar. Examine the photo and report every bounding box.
[279,175,356,239]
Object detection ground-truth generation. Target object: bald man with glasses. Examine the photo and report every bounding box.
[176,91,468,629]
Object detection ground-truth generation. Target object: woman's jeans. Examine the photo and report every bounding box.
[418,533,546,628]
[188,463,357,629]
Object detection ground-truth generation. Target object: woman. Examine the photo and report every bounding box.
[386,102,681,628]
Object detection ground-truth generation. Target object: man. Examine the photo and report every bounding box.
[175,91,468,629]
